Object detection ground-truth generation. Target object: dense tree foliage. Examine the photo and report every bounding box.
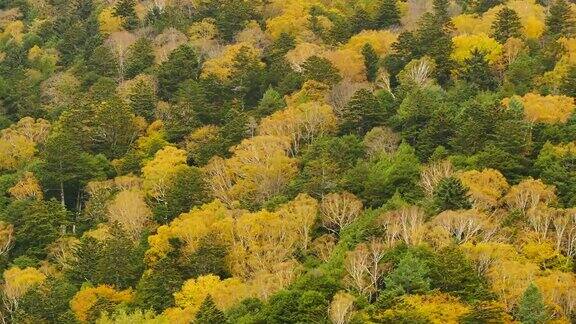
[0,0,575,323]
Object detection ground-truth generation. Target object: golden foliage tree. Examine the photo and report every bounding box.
[106,189,152,240]
[70,285,134,323]
[457,169,509,210]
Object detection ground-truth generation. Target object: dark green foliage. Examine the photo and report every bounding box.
[460,302,507,323]
[185,235,231,279]
[460,49,498,91]
[135,256,183,313]
[126,38,155,79]
[214,0,256,42]
[395,86,454,160]
[560,65,576,97]
[492,8,522,43]
[1,200,68,260]
[517,283,551,324]
[302,56,342,86]
[383,251,431,297]
[296,135,365,197]
[545,0,574,38]
[262,290,329,324]
[256,87,286,118]
[432,177,472,212]
[114,0,139,30]
[377,0,401,28]
[157,45,200,101]
[153,166,211,224]
[15,277,77,323]
[428,246,493,302]
[195,295,227,324]
[432,0,451,25]
[341,89,387,136]
[362,43,380,82]
[229,45,266,106]
[348,143,422,208]
[535,142,576,207]
[128,78,157,121]
[473,0,505,14]
[68,226,145,289]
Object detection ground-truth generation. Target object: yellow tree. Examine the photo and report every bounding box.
[106,189,152,240]
[535,271,576,318]
[503,178,557,213]
[0,222,14,258]
[70,285,134,323]
[379,292,471,323]
[258,101,337,155]
[457,169,509,210]
[8,171,43,200]
[504,93,575,124]
[2,267,46,319]
[230,210,300,278]
[204,136,297,206]
[173,274,248,316]
[278,194,318,251]
[344,239,388,300]
[452,33,503,64]
[552,208,576,256]
[98,7,123,35]
[0,117,50,170]
[201,43,263,80]
[420,160,454,197]
[142,146,189,203]
[145,200,234,265]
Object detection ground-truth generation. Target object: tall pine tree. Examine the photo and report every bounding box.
[545,0,574,38]
[517,283,550,324]
[377,0,401,29]
[195,296,227,324]
[362,43,380,82]
[491,8,522,44]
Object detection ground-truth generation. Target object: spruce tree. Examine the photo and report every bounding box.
[546,0,574,38]
[377,0,401,29]
[302,55,342,86]
[341,88,386,136]
[128,79,156,121]
[157,45,200,100]
[473,0,504,14]
[433,0,451,25]
[560,65,576,97]
[491,8,522,44]
[126,38,155,79]
[195,296,227,324]
[114,0,139,30]
[362,43,379,82]
[517,283,550,324]
[461,49,498,91]
[432,177,472,212]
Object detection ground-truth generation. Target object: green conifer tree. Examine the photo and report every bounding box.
[433,177,472,212]
[377,0,401,29]
[545,0,574,38]
[195,295,227,324]
[491,8,522,44]
[517,283,550,324]
[362,43,380,82]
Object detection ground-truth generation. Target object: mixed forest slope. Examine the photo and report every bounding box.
[0,0,576,322]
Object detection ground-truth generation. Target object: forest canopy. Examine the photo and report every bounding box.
[1,0,576,323]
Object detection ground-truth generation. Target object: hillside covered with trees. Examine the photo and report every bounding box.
[1,0,576,322]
